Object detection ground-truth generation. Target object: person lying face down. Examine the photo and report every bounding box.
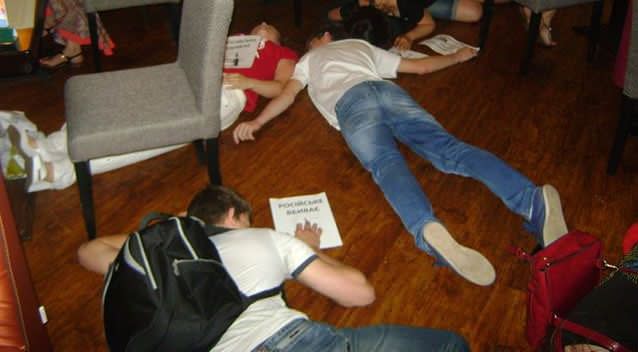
[77,185,470,352]
[232,20,568,287]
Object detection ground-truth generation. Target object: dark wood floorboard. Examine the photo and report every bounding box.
[1,1,637,351]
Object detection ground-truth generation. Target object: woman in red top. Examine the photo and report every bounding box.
[8,23,297,192]
[224,23,298,114]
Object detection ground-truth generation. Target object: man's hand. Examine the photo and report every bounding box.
[393,35,413,51]
[454,47,478,63]
[233,120,263,144]
[295,220,322,249]
[223,73,255,90]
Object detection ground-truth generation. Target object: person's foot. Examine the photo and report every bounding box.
[525,185,568,247]
[422,222,496,286]
[39,51,83,70]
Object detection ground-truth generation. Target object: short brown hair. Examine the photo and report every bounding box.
[187,185,252,225]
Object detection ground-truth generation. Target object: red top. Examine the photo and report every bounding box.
[224,39,298,112]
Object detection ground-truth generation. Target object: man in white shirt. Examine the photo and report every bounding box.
[232,22,568,287]
[78,185,470,351]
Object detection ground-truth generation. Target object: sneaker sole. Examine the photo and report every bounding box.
[423,223,496,286]
[542,185,568,246]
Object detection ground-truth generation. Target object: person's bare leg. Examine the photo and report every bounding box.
[77,235,128,275]
[539,9,557,46]
[519,7,557,46]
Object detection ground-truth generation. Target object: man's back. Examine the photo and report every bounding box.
[209,228,316,352]
[292,39,400,129]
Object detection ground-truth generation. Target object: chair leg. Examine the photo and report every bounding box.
[607,95,635,175]
[88,12,102,72]
[74,161,96,239]
[587,0,603,62]
[521,11,541,74]
[167,2,182,43]
[193,140,206,164]
[478,0,494,49]
[294,0,302,27]
[205,137,222,185]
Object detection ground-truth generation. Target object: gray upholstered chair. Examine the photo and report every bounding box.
[65,0,232,239]
[85,0,183,72]
[479,0,603,73]
[607,0,637,174]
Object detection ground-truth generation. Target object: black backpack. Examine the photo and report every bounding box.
[102,214,278,352]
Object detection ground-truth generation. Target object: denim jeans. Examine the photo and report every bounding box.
[334,81,538,253]
[252,319,470,352]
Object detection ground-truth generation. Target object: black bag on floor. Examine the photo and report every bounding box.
[102,214,276,352]
[548,245,638,352]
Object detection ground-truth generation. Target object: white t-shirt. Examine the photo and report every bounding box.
[209,228,317,352]
[291,39,401,130]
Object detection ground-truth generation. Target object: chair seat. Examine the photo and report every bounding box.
[65,63,211,161]
[515,0,599,12]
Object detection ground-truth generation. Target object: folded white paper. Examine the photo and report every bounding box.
[269,192,343,249]
[418,34,479,56]
[224,35,261,69]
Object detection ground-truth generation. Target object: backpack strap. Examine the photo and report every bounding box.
[552,315,632,352]
[139,212,174,229]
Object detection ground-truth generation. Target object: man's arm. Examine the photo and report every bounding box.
[293,222,375,307]
[77,234,128,275]
[232,79,304,144]
[397,47,477,75]
[394,11,435,50]
[223,59,296,98]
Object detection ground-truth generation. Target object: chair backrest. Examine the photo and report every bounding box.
[84,0,182,13]
[177,0,233,132]
[625,0,637,98]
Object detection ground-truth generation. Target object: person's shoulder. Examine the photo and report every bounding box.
[264,40,299,61]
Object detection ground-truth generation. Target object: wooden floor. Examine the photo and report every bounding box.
[2,0,637,350]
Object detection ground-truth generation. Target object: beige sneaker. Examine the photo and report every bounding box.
[422,222,496,286]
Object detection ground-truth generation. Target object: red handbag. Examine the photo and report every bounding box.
[514,230,603,349]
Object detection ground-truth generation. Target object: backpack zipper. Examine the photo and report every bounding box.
[172,258,223,276]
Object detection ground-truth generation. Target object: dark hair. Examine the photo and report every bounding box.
[306,21,349,49]
[344,6,395,49]
[187,185,252,225]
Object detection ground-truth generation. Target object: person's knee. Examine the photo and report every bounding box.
[452,0,483,22]
[469,2,483,22]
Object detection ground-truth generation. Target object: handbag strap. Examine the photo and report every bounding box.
[552,315,632,352]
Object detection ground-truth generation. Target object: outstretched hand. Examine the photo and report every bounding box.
[233,120,263,144]
[295,220,322,249]
[393,35,413,51]
[223,73,254,90]
[454,47,478,63]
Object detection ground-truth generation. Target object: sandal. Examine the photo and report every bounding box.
[39,52,84,70]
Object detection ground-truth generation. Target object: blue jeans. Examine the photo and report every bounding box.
[252,319,470,352]
[334,81,538,253]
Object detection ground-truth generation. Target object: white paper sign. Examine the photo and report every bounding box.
[389,47,429,59]
[418,34,479,56]
[224,35,261,69]
[269,192,343,249]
